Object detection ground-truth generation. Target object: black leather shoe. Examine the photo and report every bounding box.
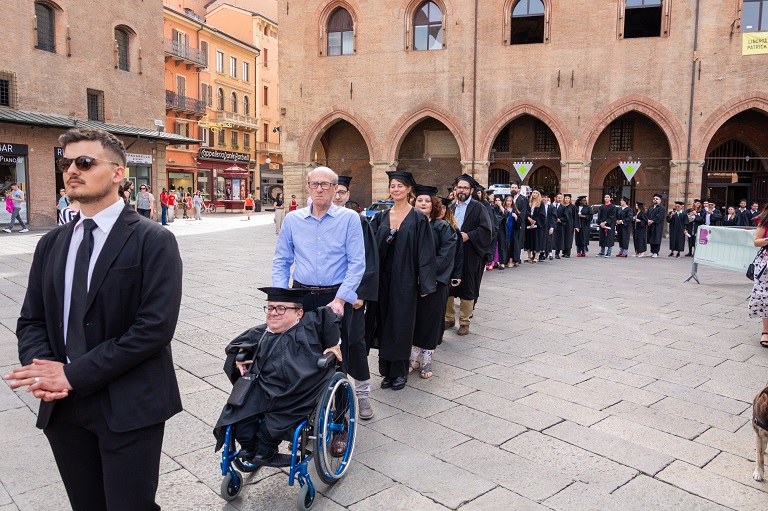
[253,445,277,464]
[380,377,392,389]
[391,376,407,390]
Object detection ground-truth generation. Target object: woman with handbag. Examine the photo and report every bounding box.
[748,207,768,348]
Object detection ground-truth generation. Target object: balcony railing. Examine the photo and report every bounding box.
[256,141,281,153]
[165,90,205,115]
[163,39,207,68]
[215,111,258,129]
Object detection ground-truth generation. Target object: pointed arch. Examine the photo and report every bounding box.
[301,110,377,163]
[385,105,467,163]
[694,92,768,159]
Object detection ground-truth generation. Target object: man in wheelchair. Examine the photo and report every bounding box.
[214,287,342,465]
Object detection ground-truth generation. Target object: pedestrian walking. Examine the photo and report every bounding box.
[274,192,285,233]
[57,188,70,225]
[193,190,203,220]
[243,193,255,220]
[160,188,169,225]
[135,184,153,219]
[3,182,28,233]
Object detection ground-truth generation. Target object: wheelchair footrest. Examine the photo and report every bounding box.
[253,453,293,468]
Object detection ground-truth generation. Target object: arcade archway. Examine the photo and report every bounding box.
[488,114,561,188]
[395,117,462,194]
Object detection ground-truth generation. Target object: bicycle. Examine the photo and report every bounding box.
[201,198,217,213]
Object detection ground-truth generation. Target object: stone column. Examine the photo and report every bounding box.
[669,159,704,204]
[460,161,490,188]
[370,161,395,200]
[559,160,589,196]
[283,161,309,207]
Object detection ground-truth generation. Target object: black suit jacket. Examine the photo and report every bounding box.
[17,206,183,432]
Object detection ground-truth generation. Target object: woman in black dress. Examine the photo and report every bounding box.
[524,190,545,262]
[367,171,436,390]
[411,184,457,379]
[633,200,648,257]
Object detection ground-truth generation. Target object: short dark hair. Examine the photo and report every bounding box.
[58,128,126,166]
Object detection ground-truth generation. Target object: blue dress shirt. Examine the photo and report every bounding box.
[454,196,471,230]
[272,203,365,304]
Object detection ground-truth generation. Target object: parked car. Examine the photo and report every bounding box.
[361,200,394,220]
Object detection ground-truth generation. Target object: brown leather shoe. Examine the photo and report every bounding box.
[331,431,348,457]
[444,320,455,330]
[457,325,469,336]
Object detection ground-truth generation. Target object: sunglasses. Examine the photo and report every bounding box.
[58,155,121,172]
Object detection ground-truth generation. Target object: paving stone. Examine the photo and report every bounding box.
[472,363,544,387]
[179,387,229,427]
[611,474,731,511]
[348,484,449,511]
[586,365,656,388]
[175,445,279,496]
[567,348,639,370]
[155,468,237,511]
[694,427,757,460]
[657,460,767,511]
[527,379,621,410]
[405,373,476,401]
[11,482,71,511]
[455,391,562,431]
[591,415,719,467]
[369,385,457,419]
[360,397,401,424]
[626,361,711,388]
[668,340,753,363]
[632,352,689,370]
[541,482,621,511]
[514,392,609,426]
[437,439,573,501]
[454,374,533,401]
[162,411,215,458]
[603,400,709,439]
[502,430,637,491]
[432,349,491,371]
[314,461,394,507]
[704,451,768,492]
[530,351,601,373]
[353,423,395,455]
[0,434,60,496]
[0,483,10,506]
[514,360,590,384]
[545,421,674,475]
[0,381,25,413]
[698,377,760,404]
[578,340,646,360]
[644,380,750,415]
[638,345,726,368]
[0,407,41,444]
[457,487,550,511]
[429,404,527,446]
[175,368,214,395]
[651,396,748,432]
[460,347,526,367]
[0,504,18,511]
[366,412,470,455]
[576,377,665,406]
[356,442,494,509]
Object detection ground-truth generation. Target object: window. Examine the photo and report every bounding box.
[263,47,269,67]
[242,61,250,82]
[263,86,269,106]
[87,89,104,121]
[243,96,250,116]
[206,84,213,106]
[217,88,224,110]
[534,121,556,152]
[609,120,634,151]
[510,0,545,44]
[328,8,354,56]
[0,72,16,108]
[231,131,238,147]
[200,127,209,147]
[243,133,250,148]
[216,51,224,73]
[175,121,190,149]
[201,82,208,105]
[263,123,269,143]
[177,75,186,97]
[35,2,56,52]
[230,56,237,78]
[743,0,768,32]
[200,40,209,67]
[231,92,238,113]
[492,125,510,152]
[217,129,226,146]
[624,0,662,38]
[115,28,130,71]
[413,1,443,51]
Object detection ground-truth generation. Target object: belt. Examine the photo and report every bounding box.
[293,281,341,295]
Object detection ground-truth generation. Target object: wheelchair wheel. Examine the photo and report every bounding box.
[220,471,242,501]
[296,483,315,511]
[313,372,357,485]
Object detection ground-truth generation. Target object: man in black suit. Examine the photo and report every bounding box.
[4,128,183,511]
[509,182,528,266]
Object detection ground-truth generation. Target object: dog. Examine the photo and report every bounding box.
[753,382,768,482]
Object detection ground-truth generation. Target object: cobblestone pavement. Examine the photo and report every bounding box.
[1,212,767,510]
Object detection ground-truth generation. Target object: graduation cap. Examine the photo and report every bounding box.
[337,175,352,188]
[653,193,663,199]
[563,193,572,198]
[386,170,416,187]
[576,195,587,200]
[414,184,438,197]
[674,200,684,205]
[439,196,452,207]
[258,286,310,303]
[454,173,479,189]
[446,187,454,195]
[635,200,645,206]
[693,198,702,203]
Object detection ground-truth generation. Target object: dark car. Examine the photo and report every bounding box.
[361,200,394,220]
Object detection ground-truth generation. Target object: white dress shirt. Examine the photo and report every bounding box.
[63,199,126,346]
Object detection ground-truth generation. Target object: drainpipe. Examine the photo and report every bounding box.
[470,0,479,176]
[683,0,701,202]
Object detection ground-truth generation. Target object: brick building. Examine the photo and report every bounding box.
[0,0,196,227]
[278,0,768,211]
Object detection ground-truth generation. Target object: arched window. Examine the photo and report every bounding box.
[217,88,224,110]
[327,7,354,56]
[510,0,545,44]
[623,0,663,38]
[743,0,768,32]
[413,1,443,51]
[35,2,56,52]
[243,96,250,116]
[231,92,238,113]
[115,27,130,71]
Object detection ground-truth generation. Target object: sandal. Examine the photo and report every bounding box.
[419,363,433,379]
[761,332,768,348]
[409,359,421,373]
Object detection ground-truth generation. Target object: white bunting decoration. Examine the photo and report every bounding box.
[619,161,641,183]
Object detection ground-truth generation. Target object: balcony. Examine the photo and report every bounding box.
[163,39,207,69]
[165,91,205,117]
[215,111,259,130]
[256,141,282,154]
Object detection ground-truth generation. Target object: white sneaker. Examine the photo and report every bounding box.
[19,228,29,233]
[651,253,658,258]
[2,228,11,233]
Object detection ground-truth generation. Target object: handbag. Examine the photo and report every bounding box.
[747,248,766,281]
[5,199,13,213]
[227,374,256,406]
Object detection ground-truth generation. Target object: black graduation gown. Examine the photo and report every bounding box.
[451,199,492,301]
[647,204,665,245]
[552,203,565,251]
[561,204,576,253]
[497,209,509,264]
[414,219,457,350]
[511,195,529,262]
[213,308,339,450]
[366,207,436,362]
[633,209,648,253]
[736,209,752,227]
[616,206,632,250]
[597,204,617,248]
[525,204,546,252]
[451,226,464,280]
[575,205,591,248]
[482,201,499,264]
[543,204,556,253]
[723,214,738,227]
[666,210,687,251]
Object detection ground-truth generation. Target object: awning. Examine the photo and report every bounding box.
[0,109,200,144]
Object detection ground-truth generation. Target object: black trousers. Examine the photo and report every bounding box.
[44,395,165,511]
[511,228,524,263]
[650,243,661,254]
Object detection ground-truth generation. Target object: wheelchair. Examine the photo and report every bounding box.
[218,353,358,510]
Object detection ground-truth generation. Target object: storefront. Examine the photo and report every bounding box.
[196,147,251,211]
[0,143,29,225]
[125,153,153,204]
[260,162,284,208]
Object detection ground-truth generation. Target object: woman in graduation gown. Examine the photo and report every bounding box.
[367,171,436,391]
[503,195,522,266]
[616,196,633,257]
[411,185,457,378]
[438,196,462,344]
[633,200,648,257]
[574,196,591,256]
[524,190,545,262]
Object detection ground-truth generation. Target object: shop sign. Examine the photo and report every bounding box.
[198,148,250,163]
[0,154,23,165]
[0,143,28,155]
[743,33,768,55]
[127,153,153,164]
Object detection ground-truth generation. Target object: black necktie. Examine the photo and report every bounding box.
[66,219,96,361]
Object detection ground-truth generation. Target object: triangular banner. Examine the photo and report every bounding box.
[513,162,532,182]
[619,161,641,183]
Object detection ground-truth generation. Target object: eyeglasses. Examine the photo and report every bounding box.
[386,228,397,245]
[334,190,349,196]
[455,185,471,191]
[58,155,121,172]
[308,181,334,190]
[263,305,302,315]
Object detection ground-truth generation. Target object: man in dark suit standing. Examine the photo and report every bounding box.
[445,174,492,336]
[509,182,528,266]
[4,128,183,511]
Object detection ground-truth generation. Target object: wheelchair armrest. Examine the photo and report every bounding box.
[317,352,336,369]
